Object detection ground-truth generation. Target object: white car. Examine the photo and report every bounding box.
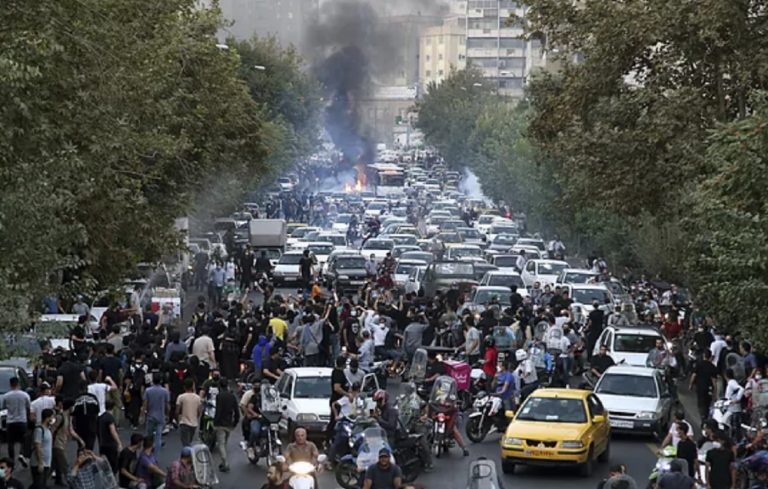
[331,214,354,233]
[393,259,427,289]
[404,265,428,295]
[445,244,483,261]
[515,237,546,254]
[509,245,543,260]
[304,242,334,270]
[277,176,294,192]
[316,233,349,251]
[364,202,388,219]
[360,239,394,262]
[286,227,320,249]
[272,251,305,285]
[566,284,615,324]
[594,365,674,436]
[593,325,665,367]
[476,214,499,235]
[521,259,568,287]
[557,268,599,284]
[486,222,519,242]
[479,271,527,294]
[276,368,379,441]
[489,254,519,272]
[458,286,516,317]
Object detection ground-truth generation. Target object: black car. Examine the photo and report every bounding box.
[326,255,369,293]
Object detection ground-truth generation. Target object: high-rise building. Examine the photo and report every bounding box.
[217,0,319,49]
[418,18,467,93]
[464,0,544,97]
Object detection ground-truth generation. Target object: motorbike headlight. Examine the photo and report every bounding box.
[504,437,523,446]
[561,440,583,449]
[338,275,349,280]
[636,411,657,420]
[297,413,319,423]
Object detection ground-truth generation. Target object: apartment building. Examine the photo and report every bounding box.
[419,19,467,93]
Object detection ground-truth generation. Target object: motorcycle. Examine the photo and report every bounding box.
[429,375,459,458]
[242,383,283,466]
[712,399,740,440]
[465,392,508,443]
[335,423,393,489]
[647,445,689,489]
[279,454,327,489]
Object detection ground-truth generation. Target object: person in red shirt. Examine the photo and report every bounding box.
[482,336,498,383]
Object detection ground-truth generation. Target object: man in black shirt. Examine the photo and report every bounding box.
[72,382,100,450]
[213,379,239,472]
[591,345,615,378]
[56,353,86,402]
[674,422,698,479]
[586,302,605,361]
[98,399,121,472]
[424,352,445,392]
[118,433,144,489]
[299,250,313,291]
[508,286,523,316]
[0,457,25,489]
[255,251,272,275]
[689,349,718,422]
[262,349,284,384]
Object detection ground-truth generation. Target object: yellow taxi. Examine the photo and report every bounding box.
[500,388,610,476]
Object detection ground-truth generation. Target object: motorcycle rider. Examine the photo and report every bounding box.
[330,382,362,460]
[515,349,539,401]
[426,387,469,457]
[283,427,319,466]
[591,344,616,380]
[260,463,288,489]
[495,360,520,411]
[423,351,445,393]
[372,390,399,443]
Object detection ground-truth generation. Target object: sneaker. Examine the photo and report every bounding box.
[462,449,469,457]
[17,455,29,468]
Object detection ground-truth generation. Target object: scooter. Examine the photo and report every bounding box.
[279,454,327,489]
[647,445,689,489]
[466,393,509,443]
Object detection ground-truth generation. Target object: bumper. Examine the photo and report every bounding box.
[273,274,301,283]
[335,279,368,292]
[501,446,589,466]
[608,417,660,434]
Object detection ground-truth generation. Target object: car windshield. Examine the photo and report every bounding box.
[396,263,419,275]
[519,239,545,250]
[430,216,448,224]
[615,334,660,353]
[401,252,433,263]
[335,215,351,224]
[490,226,517,234]
[494,256,517,267]
[473,290,511,306]
[459,229,482,239]
[572,288,610,304]
[293,376,330,399]
[307,244,333,255]
[290,228,313,238]
[336,258,366,269]
[363,240,394,251]
[493,235,517,245]
[488,274,524,288]
[564,272,597,284]
[320,236,346,246]
[391,236,416,245]
[262,249,281,260]
[433,262,474,276]
[478,216,495,224]
[516,397,587,423]
[597,374,657,398]
[279,254,303,265]
[451,247,481,258]
[368,203,386,210]
[539,262,567,275]
[441,221,462,230]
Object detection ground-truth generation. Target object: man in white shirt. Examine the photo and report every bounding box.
[192,329,217,368]
[515,251,527,272]
[661,411,694,448]
[372,317,389,350]
[725,368,745,427]
[30,383,55,426]
[87,371,117,415]
[710,334,727,367]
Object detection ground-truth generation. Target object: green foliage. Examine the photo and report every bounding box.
[0,0,278,327]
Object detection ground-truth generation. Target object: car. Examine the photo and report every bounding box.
[593,325,665,366]
[476,214,500,234]
[445,244,483,261]
[487,223,520,242]
[364,202,388,218]
[510,245,543,260]
[521,259,569,287]
[315,233,349,251]
[330,214,354,233]
[277,176,294,192]
[393,259,427,289]
[459,286,515,317]
[404,265,428,295]
[565,284,615,324]
[188,238,212,257]
[500,388,610,476]
[489,254,519,272]
[516,237,546,253]
[557,269,599,285]
[325,254,368,293]
[434,231,463,244]
[399,251,435,265]
[439,220,466,232]
[304,242,335,270]
[472,263,499,281]
[593,365,675,437]
[360,239,395,262]
[479,270,526,291]
[286,226,320,249]
[276,367,379,443]
[386,234,418,246]
[487,234,518,252]
[392,245,421,259]
[423,261,477,297]
[272,251,305,285]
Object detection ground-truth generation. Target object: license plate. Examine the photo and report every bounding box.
[610,419,634,429]
[350,280,364,285]
[524,449,551,457]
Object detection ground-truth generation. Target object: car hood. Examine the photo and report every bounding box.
[275,264,300,272]
[335,268,367,277]
[537,274,560,285]
[611,352,648,367]
[506,421,586,441]
[292,398,331,417]
[596,393,659,414]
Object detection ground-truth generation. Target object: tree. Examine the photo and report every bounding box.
[0,0,276,325]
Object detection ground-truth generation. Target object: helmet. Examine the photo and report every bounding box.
[373,389,389,405]
[484,335,495,347]
[515,349,528,362]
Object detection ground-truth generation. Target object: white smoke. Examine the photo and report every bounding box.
[317,169,358,192]
[459,168,491,204]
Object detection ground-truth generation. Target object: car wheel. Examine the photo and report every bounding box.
[598,440,610,463]
[579,447,594,477]
[501,460,516,474]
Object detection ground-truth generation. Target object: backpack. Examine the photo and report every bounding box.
[130,363,147,390]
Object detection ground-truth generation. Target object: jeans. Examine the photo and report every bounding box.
[330,333,340,365]
[52,447,69,484]
[32,466,50,489]
[248,419,262,446]
[214,427,231,468]
[6,422,26,461]
[179,424,196,447]
[146,418,165,454]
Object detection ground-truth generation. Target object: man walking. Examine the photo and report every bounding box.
[3,377,31,467]
[176,379,201,447]
[213,379,239,473]
[143,374,170,455]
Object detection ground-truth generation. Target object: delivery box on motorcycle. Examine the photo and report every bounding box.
[444,360,471,391]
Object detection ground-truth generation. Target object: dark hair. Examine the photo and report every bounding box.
[725,368,735,380]
[674,410,685,421]
[269,462,283,475]
[152,373,162,385]
[9,377,19,388]
[184,378,195,391]
[170,331,181,343]
[130,433,144,446]
[89,370,99,382]
[105,399,115,411]
[41,408,54,421]
[335,357,346,368]
[0,457,13,471]
[143,435,155,448]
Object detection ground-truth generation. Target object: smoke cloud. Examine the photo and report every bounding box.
[307,0,447,165]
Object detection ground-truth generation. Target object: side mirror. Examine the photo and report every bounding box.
[592,415,606,424]
[505,410,516,419]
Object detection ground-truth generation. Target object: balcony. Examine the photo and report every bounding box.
[467,28,499,38]
[466,47,499,58]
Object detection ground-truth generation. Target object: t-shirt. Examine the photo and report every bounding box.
[100,356,123,383]
[136,451,159,486]
[495,371,517,400]
[403,322,426,353]
[144,385,170,423]
[57,362,84,400]
[676,438,697,478]
[658,471,694,489]
[299,257,313,278]
[364,463,403,489]
[465,326,481,356]
[693,360,718,395]
[88,383,111,415]
[30,395,55,426]
[98,411,117,448]
[330,368,349,405]
[191,336,215,365]
[268,318,288,341]
[591,354,615,374]
[666,421,693,447]
[118,448,139,487]
[32,425,53,467]
[176,393,201,427]
[706,447,734,489]
[3,389,31,424]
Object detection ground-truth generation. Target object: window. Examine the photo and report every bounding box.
[426,55,431,61]
[426,70,432,77]
[438,69,444,76]
[438,54,443,60]
[587,395,605,416]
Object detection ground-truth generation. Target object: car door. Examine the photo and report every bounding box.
[604,330,615,360]
[276,374,292,431]
[655,372,672,422]
[522,260,535,285]
[593,329,609,357]
[587,394,610,453]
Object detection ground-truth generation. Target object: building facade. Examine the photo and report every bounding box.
[419,19,467,93]
[218,0,319,48]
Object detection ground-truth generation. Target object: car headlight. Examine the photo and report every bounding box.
[504,437,523,446]
[561,440,584,449]
[338,275,349,280]
[296,413,319,423]
[636,411,657,420]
